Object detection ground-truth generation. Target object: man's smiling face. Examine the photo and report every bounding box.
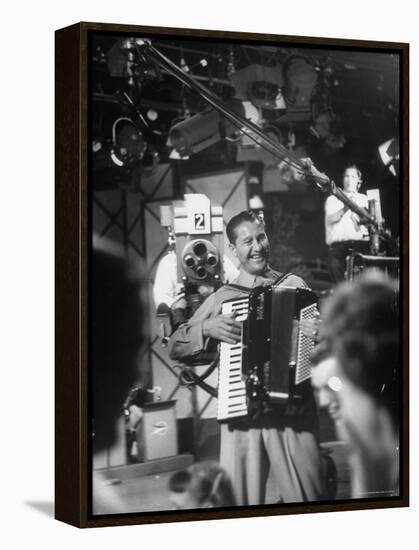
[229,220,270,276]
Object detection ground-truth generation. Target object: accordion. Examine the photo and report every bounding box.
[217,284,318,422]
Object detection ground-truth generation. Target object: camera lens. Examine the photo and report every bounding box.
[196,266,207,279]
[193,242,207,257]
[206,253,218,267]
[184,255,195,268]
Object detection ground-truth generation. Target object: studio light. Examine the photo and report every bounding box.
[285,56,317,106]
[169,110,222,157]
[232,64,285,110]
[169,101,245,157]
[110,118,145,167]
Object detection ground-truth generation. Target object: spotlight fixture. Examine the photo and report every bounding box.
[285,56,317,106]
[110,118,145,167]
[169,110,222,156]
[169,101,245,157]
[232,64,284,110]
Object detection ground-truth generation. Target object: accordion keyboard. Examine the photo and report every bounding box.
[217,297,249,422]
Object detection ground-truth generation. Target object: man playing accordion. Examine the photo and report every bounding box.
[169,210,322,505]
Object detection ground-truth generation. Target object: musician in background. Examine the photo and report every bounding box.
[321,271,400,498]
[325,165,370,282]
[168,211,322,505]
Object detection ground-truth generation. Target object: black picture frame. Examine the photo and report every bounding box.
[55,21,409,528]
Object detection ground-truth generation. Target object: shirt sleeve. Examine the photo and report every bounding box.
[168,293,220,361]
[324,195,342,216]
[153,253,178,309]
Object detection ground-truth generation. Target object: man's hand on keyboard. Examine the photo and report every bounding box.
[299,310,321,342]
[202,314,241,344]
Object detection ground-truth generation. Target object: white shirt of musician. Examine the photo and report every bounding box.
[324,192,369,245]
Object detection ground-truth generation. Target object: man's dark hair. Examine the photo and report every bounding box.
[226,210,262,244]
[169,463,237,507]
[169,469,193,494]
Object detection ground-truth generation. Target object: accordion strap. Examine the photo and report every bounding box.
[274,272,295,286]
[222,282,251,293]
[223,271,294,292]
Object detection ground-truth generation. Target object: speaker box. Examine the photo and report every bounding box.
[139,400,178,461]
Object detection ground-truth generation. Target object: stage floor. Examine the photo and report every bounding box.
[94,441,351,514]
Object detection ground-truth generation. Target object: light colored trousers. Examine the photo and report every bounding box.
[220,424,323,505]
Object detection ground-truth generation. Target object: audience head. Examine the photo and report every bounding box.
[311,339,342,422]
[169,463,237,509]
[321,270,400,437]
[92,237,145,453]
